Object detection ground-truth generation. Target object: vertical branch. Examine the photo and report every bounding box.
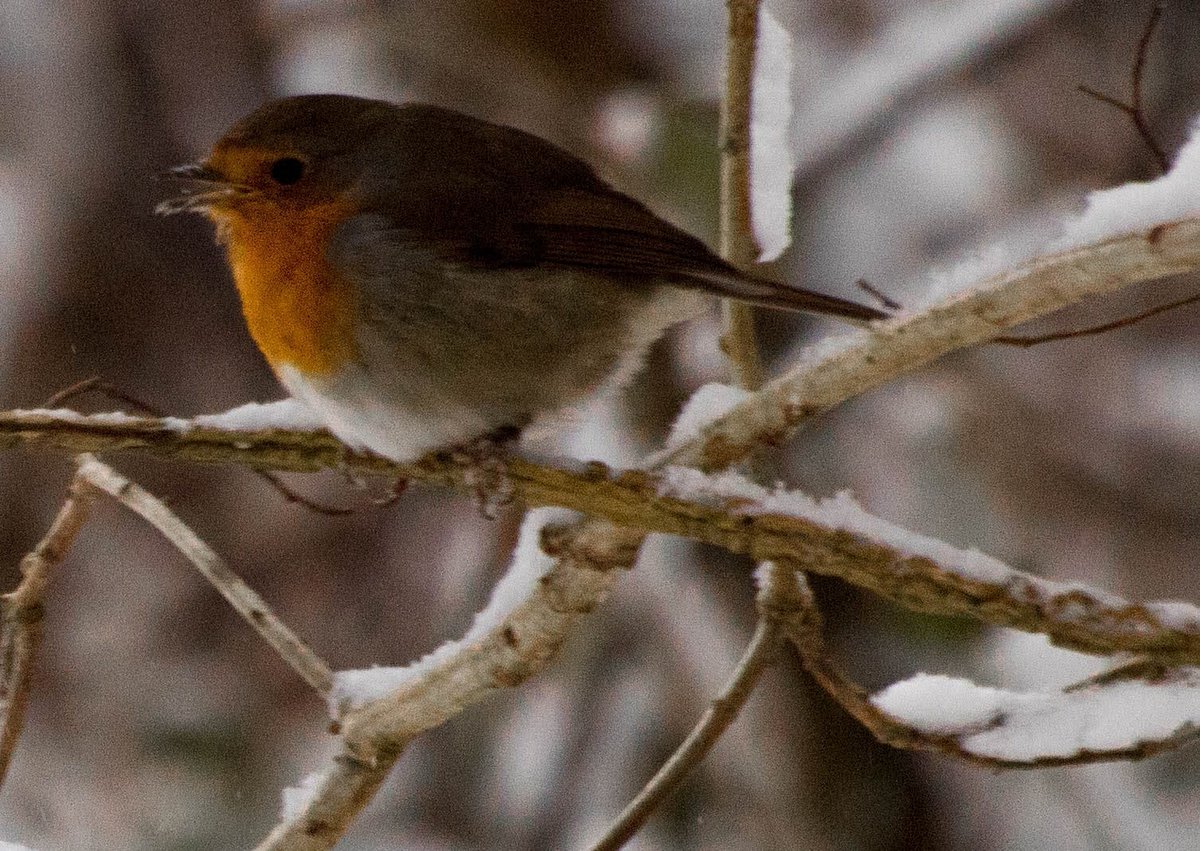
[0,471,95,787]
[719,0,767,391]
[585,615,780,851]
[584,6,785,849]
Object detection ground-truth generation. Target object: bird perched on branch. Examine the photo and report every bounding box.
[160,94,884,467]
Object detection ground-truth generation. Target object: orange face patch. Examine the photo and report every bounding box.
[213,198,359,377]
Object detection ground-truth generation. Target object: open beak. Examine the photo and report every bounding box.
[155,162,245,215]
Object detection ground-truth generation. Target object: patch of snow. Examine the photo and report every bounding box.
[665,383,751,450]
[280,770,326,819]
[874,668,1200,762]
[191,398,324,432]
[750,4,794,261]
[331,507,574,710]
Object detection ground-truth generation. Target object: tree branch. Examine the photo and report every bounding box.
[4,410,1200,666]
[780,571,1200,767]
[76,455,334,695]
[0,470,95,788]
[718,0,766,391]
[656,215,1200,471]
[253,748,399,851]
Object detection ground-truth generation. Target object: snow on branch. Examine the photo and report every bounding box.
[4,406,1200,664]
[873,663,1200,766]
[655,213,1200,472]
[652,465,1200,662]
[775,568,1200,768]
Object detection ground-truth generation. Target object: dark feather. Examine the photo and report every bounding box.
[352,103,888,323]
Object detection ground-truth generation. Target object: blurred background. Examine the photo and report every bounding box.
[1,0,1199,848]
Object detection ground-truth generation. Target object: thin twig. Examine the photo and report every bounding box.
[1131,2,1166,170]
[43,375,168,416]
[856,278,903,311]
[1077,2,1169,173]
[587,606,781,850]
[995,290,1200,347]
[0,470,95,788]
[254,470,356,517]
[45,376,356,517]
[718,0,767,391]
[76,455,334,695]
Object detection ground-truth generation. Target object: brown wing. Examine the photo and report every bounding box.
[355,104,887,323]
[517,188,887,322]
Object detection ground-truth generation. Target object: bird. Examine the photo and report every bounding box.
[159,94,885,466]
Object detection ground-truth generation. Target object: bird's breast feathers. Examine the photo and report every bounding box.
[217,198,361,377]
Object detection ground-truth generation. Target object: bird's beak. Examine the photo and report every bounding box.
[155,162,244,215]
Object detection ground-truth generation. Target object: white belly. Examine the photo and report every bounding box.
[276,362,491,461]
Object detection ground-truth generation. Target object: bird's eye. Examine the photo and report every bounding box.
[269,157,306,185]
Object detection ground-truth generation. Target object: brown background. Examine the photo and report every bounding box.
[1,1,1199,848]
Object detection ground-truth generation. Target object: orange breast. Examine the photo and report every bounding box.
[219,200,359,377]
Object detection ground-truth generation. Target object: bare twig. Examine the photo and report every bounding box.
[994,290,1200,347]
[76,455,334,695]
[588,563,786,851]
[856,278,903,311]
[1078,2,1169,173]
[254,471,356,517]
[718,0,766,392]
[45,376,355,517]
[0,470,95,787]
[43,375,167,416]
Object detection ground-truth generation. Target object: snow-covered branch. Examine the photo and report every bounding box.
[776,567,1200,768]
[4,404,1200,662]
[655,213,1200,471]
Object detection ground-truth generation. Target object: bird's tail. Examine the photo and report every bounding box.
[690,270,890,325]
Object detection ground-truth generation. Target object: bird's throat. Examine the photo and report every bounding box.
[216,200,359,378]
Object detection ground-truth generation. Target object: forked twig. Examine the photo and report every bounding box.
[0,470,96,788]
[1078,2,1169,173]
[76,455,334,695]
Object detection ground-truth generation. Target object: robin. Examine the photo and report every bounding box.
[159,94,885,465]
